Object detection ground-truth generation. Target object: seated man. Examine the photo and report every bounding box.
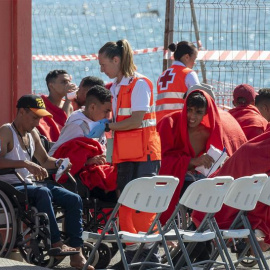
[49,85,111,158]
[72,76,105,110]
[157,90,241,225]
[0,94,94,270]
[255,88,270,122]
[37,69,77,142]
[186,83,247,154]
[229,84,268,140]
[49,85,116,192]
[192,125,270,251]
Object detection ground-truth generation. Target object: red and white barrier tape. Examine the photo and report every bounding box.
[32,48,270,62]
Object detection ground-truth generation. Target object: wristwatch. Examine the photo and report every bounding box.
[105,122,111,132]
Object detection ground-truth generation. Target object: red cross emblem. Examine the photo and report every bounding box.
[158,68,176,90]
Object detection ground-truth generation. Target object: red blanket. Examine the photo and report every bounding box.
[218,108,247,154]
[229,105,268,140]
[53,137,117,191]
[192,126,270,243]
[157,90,226,224]
[37,95,68,142]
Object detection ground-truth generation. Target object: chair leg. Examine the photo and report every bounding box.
[241,215,269,270]
[111,223,129,270]
[209,218,236,270]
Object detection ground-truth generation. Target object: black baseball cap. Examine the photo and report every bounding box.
[16,94,52,118]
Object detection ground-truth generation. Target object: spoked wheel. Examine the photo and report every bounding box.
[0,190,17,258]
[17,210,61,268]
[82,242,99,267]
[95,242,112,269]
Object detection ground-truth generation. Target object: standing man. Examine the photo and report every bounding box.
[37,70,77,142]
[0,94,94,270]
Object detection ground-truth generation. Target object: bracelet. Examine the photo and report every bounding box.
[55,159,61,168]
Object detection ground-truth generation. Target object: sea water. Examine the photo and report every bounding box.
[32,0,270,98]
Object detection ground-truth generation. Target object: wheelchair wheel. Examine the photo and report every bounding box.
[236,249,258,268]
[17,206,60,268]
[82,242,99,267]
[0,190,17,258]
[26,247,57,268]
[95,243,112,269]
[176,205,192,230]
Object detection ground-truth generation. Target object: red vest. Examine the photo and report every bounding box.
[113,76,161,164]
[156,65,192,122]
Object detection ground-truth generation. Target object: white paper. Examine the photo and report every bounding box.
[55,158,70,182]
[195,144,227,177]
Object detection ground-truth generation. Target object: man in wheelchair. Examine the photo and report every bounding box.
[0,94,94,270]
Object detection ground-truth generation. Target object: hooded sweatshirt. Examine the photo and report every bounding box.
[49,109,106,156]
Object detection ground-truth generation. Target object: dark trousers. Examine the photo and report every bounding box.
[15,182,83,247]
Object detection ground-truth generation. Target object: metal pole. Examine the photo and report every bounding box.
[190,0,207,83]
[163,0,175,71]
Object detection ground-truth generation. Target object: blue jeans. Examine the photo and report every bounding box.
[15,182,83,247]
[117,156,161,192]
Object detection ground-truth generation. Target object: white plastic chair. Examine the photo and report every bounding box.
[162,176,234,270]
[247,176,270,268]
[82,175,179,270]
[207,173,269,270]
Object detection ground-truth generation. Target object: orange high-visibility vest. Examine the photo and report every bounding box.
[112,76,161,164]
[156,65,192,123]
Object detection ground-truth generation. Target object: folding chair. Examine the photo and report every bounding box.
[162,176,234,270]
[205,173,268,270]
[82,175,179,270]
[234,175,270,269]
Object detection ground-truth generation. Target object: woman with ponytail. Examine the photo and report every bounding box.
[156,41,200,122]
[92,39,161,268]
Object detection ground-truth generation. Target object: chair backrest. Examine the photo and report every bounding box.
[179,176,233,213]
[223,173,268,211]
[258,176,270,206]
[118,176,179,213]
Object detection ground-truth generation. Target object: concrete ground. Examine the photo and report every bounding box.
[2,248,268,270]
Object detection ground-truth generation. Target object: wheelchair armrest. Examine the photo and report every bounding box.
[46,169,78,194]
[46,168,58,175]
[0,168,16,175]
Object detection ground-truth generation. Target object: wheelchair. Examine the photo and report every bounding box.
[0,168,100,268]
[61,171,118,269]
[38,134,119,268]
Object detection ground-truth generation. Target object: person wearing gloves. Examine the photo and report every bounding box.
[89,39,161,269]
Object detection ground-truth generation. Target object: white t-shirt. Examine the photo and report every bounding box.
[49,109,106,156]
[110,72,151,120]
[172,60,200,89]
[0,124,35,185]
